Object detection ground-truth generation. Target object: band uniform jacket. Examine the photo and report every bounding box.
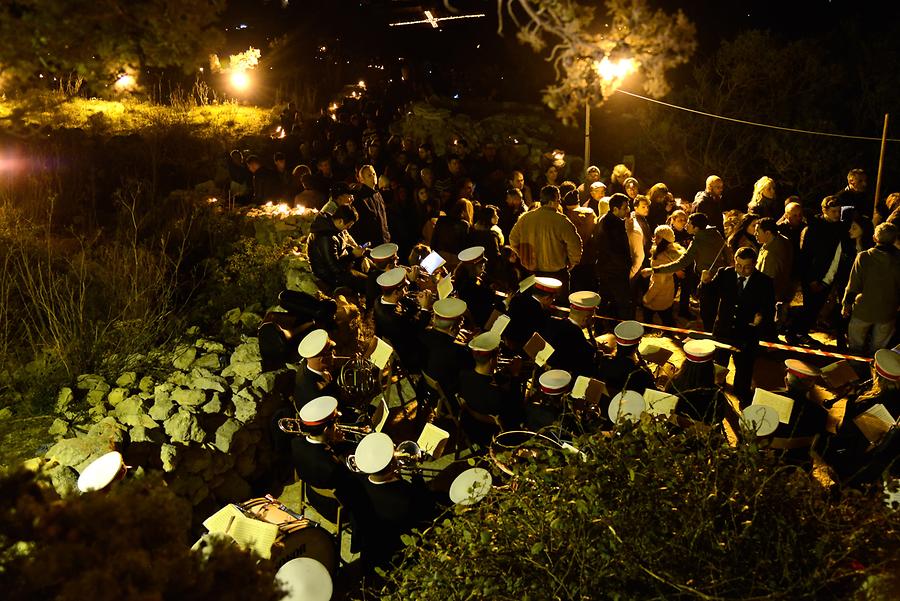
[596,352,655,397]
[373,299,428,372]
[545,316,596,377]
[506,292,549,350]
[458,370,524,428]
[703,268,776,346]
[420,328,474,396]
[293,364,340,410]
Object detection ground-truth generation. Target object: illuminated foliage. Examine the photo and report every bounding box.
[0,0,225,93]
[495,0,697,124]
[366,419,900,600]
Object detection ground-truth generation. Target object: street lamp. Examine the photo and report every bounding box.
[229,70,251,92]
[584,56,637,174]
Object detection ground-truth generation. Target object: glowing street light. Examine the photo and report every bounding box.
[230,70,251,92]
[585,55,637,172]
[114,73,136,91]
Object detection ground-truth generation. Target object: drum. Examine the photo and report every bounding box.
[489,430,566,477]
[449,467,492,505]
[77,451,128,493]
[275,520,338,575]
[275,557,332,601]
[741,404,779,438]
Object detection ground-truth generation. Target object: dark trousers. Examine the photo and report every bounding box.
[597,274,635,320]
[793,281,832,336]
[677,270,698,313]
[642,305,675,327]
[716,340,758,404]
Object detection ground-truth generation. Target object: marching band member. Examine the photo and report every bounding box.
[506,276,561,350]
[293,329,339,410]
[458,331,525,431]
[597,320,655,396]
[546,290,600,377]
[365,242,399,310]
[668,339,725,423]
[820,349,900,484]
[373,266,433,372]
[421,297,474,397]
[526,368,572,430]
[773,359,828,442]
[353,433,437,570]
[454,245,496,329]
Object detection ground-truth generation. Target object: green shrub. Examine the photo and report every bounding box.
[0,469,285,601]
[367,419,899,601]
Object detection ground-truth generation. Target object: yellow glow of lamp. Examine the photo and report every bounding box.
[230,70,251,92]
[114,73,136,91]
[594,57,636,82]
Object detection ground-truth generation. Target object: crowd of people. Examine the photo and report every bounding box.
[226,93,900,583]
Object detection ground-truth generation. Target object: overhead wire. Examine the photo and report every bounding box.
[614,88,900,143]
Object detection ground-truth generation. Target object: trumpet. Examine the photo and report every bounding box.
[277,417,373,440]
[345,440,427,473]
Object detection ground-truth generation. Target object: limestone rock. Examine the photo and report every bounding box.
[231,339,261,364]
[169,471,205,499]
[211,453,235,475]
[222,361,262,380]
[76,374,107,391]
[190,372,227,393]
[55,387,75,413]
[164,409,205,444]
[239,312,262,331]
[214,418,242,453]
[46,464,79,498]
[192,353,221,370]
[167,371,192,388]
[138,375,155,393]
[224,308,242,324]
[201,392,223,414]
[115,371,138,388]
[46,436,115,471]
[172,387,207,407]
[234,452,256,478]
[85,384,110,407]
[119,411,158,430]
[113,395,144,419]
[160,444,180,472]
[213,471,251,502]
[197,339,228,354]
[149,394,175,422]
[251,372,277,394]
[87,416,127,444]
[129,424,164,443]
[0,407,12,420]
[107,387,129,407]
[48,418,69,437]
[173,345,198,370]
[232,390,258,423]
[88,404,108,421]
[181,446,212,473]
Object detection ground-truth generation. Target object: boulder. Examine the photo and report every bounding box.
[129,424,164,443]
[213,471,252,502]
[189,371,227,393]
[0,407,12,420]
[55,387,75,413]
[251,372,278,394]
[181,446,213,473]
[222,361,262,380]
[231,339,261,364]
[167,371,192,388]
[46,436,115,472]
[239,312,262,331]
[119,411,158,430]
[138,375,155,393]
[149,394,175,422]
[214,418,242,453]
[197,339,228,354]
[224,308,243,324]
[46,464,79,498]
[113,395,145,420]
[173,345,198,370]
[164,409,206,444]
[232,390,259,423]
[115,371,138,388]
[171,388,207,408]
[201,392,223,414]
[48,418,69,437]
[192,353,222,370]
[76,374,107,391]
[85,385,110,407]
[86,416,127,444]
[160,443,180,472]
[106,387,129,407]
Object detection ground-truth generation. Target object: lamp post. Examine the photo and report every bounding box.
[585,57,637,176]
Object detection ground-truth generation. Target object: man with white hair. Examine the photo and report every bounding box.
[841,222,900,354]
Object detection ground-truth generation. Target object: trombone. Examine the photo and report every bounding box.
[277,417,373,441]
[345,440,441,475]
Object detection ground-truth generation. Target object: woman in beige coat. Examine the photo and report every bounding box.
[642,225,684,326]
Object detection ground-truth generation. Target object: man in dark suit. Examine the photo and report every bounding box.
[458,332,525,430]
[700,246,776,403]
[505,276,560,350]
[590,193,634,319]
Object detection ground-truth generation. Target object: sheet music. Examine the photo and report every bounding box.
[518,275,536,293]
[644,388,679,416]
[534,342,555,367]
[203,505,279,559]
[853,403,896,443]
[571,376,590,399]
[751,389,794,425]
[369,337,394,369]
[489,313,510,336]
[437,275,454,300]
[417,422,450,457]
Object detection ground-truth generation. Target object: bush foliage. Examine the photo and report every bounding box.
[0,469,284,601]
[367,419,899,600]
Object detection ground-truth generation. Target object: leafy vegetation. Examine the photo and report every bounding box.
[0,468,285,601]
[367,419,899,600]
